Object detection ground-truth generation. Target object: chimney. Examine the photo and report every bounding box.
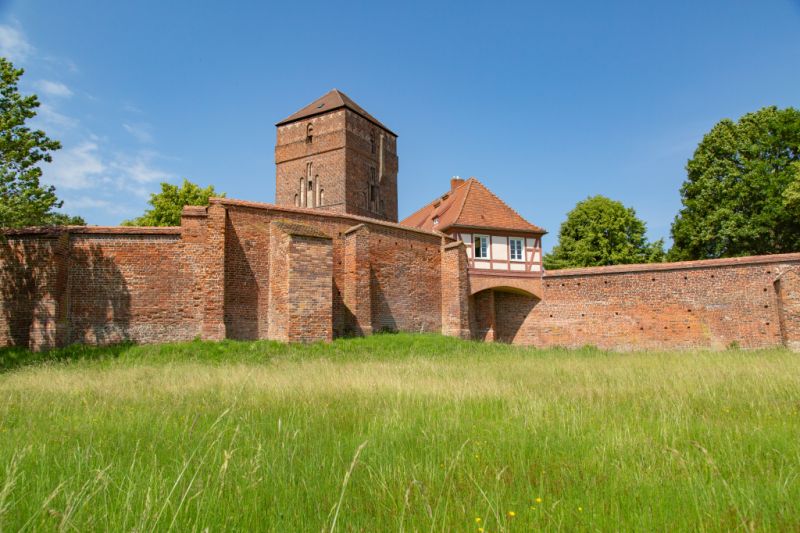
[450,176,465,191]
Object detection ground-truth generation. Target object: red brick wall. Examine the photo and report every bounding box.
[0,227,202,350]
[267,221,333,343]
[274,110,398,222]
[275,110,348,213]
[491,256,800,350]
[775,268,800,350]
[343,111,398,222]
[218,199,443,340]
[286,234,333,342]
[441,242,471,338]
[67,233,201,346]
[0,234,67,350]
[4,204,798,352]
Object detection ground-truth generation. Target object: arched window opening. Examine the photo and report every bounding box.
[306,123,313,143]
[294,194,299,207]
[319,189,325,206]
[370,131,376,154]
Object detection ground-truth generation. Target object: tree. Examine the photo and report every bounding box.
[0,57,83,227]
[669,106,800,260]
[122,179,223,226]
[782,161,800,218]
[544,195,664,270]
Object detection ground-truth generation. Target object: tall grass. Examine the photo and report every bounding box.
[0,334,798,531]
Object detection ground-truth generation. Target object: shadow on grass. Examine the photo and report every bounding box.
[0,333,630,374]
[0,342,135,373]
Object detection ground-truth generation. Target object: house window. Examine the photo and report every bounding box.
[306,123,313,143]
[474,235,489,259]
[433,217,439,226]
[509,237,523,261]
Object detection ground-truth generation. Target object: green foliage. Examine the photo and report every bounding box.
[0,57,82,227]
[544,195,664,270]
[122,178,224,226]
[670,106,800,260]
[782,161,800,217]
[0,334,798,530]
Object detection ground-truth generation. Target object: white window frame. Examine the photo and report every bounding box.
[474,234,490,259]
[509,237,524,261]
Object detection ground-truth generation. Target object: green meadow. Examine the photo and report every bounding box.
[0,334,798,531]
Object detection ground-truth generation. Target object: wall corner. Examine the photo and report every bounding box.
[201,203,226,340]
[441,240,471,339]
[343,223,372,336]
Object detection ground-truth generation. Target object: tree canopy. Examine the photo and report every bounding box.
[669,106,800,260]
[0,57,83,228]
[122,179,223,226]
[544,195,664,270]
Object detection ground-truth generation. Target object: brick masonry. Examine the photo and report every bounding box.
[1,205,799,351]
[2,92,800,352]
[492,256,800,350]
[275,109,398,222]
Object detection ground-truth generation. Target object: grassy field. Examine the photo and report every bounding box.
[0,334,798,532]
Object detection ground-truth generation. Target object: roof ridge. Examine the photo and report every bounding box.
[453,178,473,226]
[464,178,545,233]
[275,89,396,135]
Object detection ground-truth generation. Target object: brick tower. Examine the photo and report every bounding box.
[274,89,398,222]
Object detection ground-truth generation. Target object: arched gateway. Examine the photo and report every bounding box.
[402,177,547,343]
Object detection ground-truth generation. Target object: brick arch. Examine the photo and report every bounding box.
[774,266,800,351]
[470,285,541,343]
[468,274,542,299]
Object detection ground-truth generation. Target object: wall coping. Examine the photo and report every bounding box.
[2,225,182,237]
[544,252,800,278]
[210,197,450,241]
[272,220,332,240]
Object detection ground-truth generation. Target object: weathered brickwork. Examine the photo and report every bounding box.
[2,211,799,351]
[775,268,800,351]
[218,198,442,340]
[275,108,398,222]
[487,256,800,350]
[0,234,67,351]
[267,221,333,342]
[441,242,471,339]
[3,91,800,352]
[0,227,202,351]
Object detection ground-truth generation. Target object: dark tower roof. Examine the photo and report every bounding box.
[275,89,396,135]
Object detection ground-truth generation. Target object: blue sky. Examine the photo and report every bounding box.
[1,0,798,252]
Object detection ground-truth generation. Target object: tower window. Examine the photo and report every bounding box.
[306,123,313,143]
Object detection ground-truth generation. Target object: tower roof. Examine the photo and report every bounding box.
[401,177,546,234]
[275,89,396,135]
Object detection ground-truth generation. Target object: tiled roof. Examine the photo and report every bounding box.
[401,177,546,234]
[275,89,396,135]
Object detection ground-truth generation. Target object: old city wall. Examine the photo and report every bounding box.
[218,198,446,341]
[492,254,800,350]
[3,203,798,352]
[0,200,452,351]
[0,226,204,351]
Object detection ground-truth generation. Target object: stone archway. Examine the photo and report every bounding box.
[470,285,539,343]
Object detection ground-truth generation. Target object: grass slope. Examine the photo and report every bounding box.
[0,334,798,531]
